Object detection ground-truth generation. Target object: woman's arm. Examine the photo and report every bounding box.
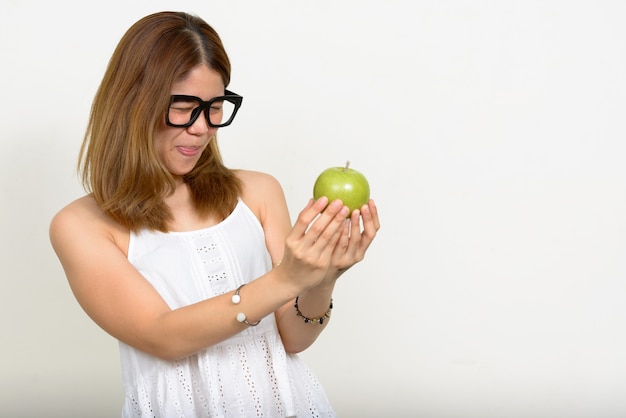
[49,192,349,361]
[277,199,379,353]
[239,170,380,353]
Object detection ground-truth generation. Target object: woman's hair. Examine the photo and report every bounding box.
[79,11,241,232]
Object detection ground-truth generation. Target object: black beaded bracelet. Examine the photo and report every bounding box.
[294,296,333,325]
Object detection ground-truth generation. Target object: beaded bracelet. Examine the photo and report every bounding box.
[232,284,261,326]
[294,296,333,325]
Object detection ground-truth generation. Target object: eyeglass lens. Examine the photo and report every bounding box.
[168,97,238,127]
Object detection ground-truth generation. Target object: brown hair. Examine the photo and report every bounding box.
[79,11,241,232]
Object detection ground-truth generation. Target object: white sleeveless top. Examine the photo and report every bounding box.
[122,200,336,417]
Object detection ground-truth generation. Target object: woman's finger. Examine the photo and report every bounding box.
[308,201,349,247]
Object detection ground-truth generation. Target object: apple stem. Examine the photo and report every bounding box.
[344,160,350,172]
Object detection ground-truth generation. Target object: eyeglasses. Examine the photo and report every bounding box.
[166,90,243,128]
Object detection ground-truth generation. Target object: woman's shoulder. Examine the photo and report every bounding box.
[235,169,281,186]
[233,169,289,224]
[50,195,128,252]
[51,195,107,227]
[51,195,98,227]
[235,169,285,198]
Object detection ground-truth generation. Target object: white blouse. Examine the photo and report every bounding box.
[122,200,336,417]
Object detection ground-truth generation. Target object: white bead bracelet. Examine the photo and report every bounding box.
[232,284,261,326]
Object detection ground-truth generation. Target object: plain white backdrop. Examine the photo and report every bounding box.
[1,1,625,417]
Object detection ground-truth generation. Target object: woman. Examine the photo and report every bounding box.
[50,11,379,417]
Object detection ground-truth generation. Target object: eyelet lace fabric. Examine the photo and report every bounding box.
[123,201,336,417]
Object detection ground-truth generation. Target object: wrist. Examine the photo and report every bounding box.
[302,280,335,297]
[269,263,306,300]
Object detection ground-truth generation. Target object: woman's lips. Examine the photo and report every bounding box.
[177,146,201,157]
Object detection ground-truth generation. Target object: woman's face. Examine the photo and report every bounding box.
[155,65,224,179]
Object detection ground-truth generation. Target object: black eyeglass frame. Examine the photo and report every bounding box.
[165,89,243,128]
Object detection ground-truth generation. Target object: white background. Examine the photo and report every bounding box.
[1,1,625,417]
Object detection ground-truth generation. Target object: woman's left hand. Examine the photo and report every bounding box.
[323,199,380,283]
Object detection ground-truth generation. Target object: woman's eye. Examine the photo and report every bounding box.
[172,104,196,113]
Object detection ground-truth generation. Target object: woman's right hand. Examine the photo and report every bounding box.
[276,197,350,291]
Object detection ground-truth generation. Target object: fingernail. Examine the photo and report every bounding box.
[329,199,342,209]
[316,196,329,206]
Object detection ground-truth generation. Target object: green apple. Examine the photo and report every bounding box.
[313,161,370,213]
